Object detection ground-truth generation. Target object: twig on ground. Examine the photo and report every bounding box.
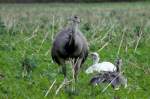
[101,24,114,42]
[117,32,125,57]
[24,26,39,42]
[37,32,49,53]
[24,34,37,42]
[134,31,143,53]
[45,79,57,97]
[98,40,110,52]
[44,47,51,56]
[55,79,73,95]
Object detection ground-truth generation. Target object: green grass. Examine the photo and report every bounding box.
[0,2,150,99]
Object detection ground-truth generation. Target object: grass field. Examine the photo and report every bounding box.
[0,2,150,99]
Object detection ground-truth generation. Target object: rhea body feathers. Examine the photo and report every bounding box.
[52,27,88,65]
[51,16,88,81]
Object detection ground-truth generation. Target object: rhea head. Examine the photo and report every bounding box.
[90,52,100,64]
[69,15,80,23]
[68,15,80,33]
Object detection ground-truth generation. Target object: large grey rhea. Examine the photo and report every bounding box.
[51,16,88,82]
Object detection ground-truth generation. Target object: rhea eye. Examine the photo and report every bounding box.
[74,16,78,19]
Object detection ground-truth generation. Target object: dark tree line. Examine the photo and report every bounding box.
[0,0,148,3]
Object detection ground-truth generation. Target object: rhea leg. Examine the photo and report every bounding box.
[55,64,67,95]
[55,64,73,95]
[62,64,67,81]
[71,58,82,92]
[73,58,82,82]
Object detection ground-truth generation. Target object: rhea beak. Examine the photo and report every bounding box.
[67,16,80,23]
[89,52,95,56]
[75,18,80,23]
[89,53,95,60]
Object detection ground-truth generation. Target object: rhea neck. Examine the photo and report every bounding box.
[70,21,79,33]
[93,56,100,64]
[116,60,122,72]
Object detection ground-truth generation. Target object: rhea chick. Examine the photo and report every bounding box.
[85,52,116,74]
[90,58,127,90]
